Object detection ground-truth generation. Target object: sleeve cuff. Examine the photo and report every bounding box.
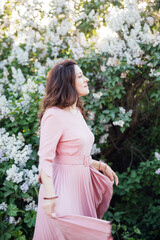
[38,161,53,184]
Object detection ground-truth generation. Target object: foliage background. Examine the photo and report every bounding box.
[0,0,160,239]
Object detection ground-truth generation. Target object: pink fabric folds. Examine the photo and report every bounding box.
[33,107,114,239]
[33,163,113,240]
[54,214,113,240]
[89,165,113,219]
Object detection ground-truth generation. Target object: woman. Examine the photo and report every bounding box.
[33,59,119,240]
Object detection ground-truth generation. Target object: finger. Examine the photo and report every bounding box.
[51,212,57,219]
[109,173,114,182]
[103,170,114,182]
[107,172,114,182]
[113,173,119,185]
[116,176,119,185]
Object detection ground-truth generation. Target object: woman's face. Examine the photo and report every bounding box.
[74,65,89,97]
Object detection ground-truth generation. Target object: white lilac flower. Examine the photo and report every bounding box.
[106,57,120,66]
[23,197,33,203]
[113,120,125,127]
[1,67,9,84]
[0,0,7,14]
[11,145,32,168]
[25,201,38,211]
[32,165,39,173]
[93,1,160,63]
[91,144,101,155]
[6,164,38,187]
[17,132,25,142]
[0,128,32,166]
[155,152,160,161]
[131,58,147,66]
[0,95,12,121]
[9,217,16,224]
[78,32,88,48]
[153,72,160,77]
[155,168,160,175]
[99,133,109,144]
[88,111,95,121]
[120,70,129,79]
[21,78,38,94]
[23,169,38,186]
[15,47,29,65]
[14,94,32,114]
[34,62,46,77]
[9,67,26,93]
[103,124,112,132]
[88,9,95,20]
[1,0,159,68]
[128,109,133,115]
[100,65,106,72]
[0,149,8,163]
[149,69,160,77]
[0,202,8,211]
[0,59,8,69]
[0,84,4,95]
[35,127,40,138]
[20,182,29,193]
[138,1,148,12]
[38,83,45,95]
[9,216,21,225]
[68,39,85,60]
[6,165,23,184]
[93,92,103,99]
[119,107,126,114]
[46,57,63,68]
[100,119,106,124]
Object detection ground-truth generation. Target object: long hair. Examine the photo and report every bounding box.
[38,59,87,122]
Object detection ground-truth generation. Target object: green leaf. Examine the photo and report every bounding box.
[153,59,159,67]
[16,236,26,240]
[133,226,141,234]
[7,204,19,216]
[3,190,14,198]
[0,233,12,240]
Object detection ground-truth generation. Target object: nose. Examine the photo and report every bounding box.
[84,76,89,82]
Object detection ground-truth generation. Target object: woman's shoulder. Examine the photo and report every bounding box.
[45,106,61,114]
[41,106,62,122]
[42,106,82,121]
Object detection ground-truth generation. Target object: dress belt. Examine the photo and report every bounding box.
[55,155,92,167]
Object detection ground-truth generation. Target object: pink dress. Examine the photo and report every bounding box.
[32,106,113,240]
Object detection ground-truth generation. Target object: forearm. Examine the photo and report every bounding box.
[41,169,56,197]
[90,159,99,170]
[90,159,106,171]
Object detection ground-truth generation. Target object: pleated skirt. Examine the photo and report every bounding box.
[32,164,113,240]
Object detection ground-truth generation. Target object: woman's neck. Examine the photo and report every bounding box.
[64,102,77,113]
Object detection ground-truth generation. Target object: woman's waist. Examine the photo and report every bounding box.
[55,154,92,167]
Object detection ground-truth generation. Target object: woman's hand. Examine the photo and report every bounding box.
[42,198,58,219]
[40,170,58,218]
[101,163,119,186]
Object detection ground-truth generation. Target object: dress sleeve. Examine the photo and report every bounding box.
[37,110,63,184]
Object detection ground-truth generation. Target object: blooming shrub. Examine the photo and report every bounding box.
[0,0,160,239]
[105,151,160,240]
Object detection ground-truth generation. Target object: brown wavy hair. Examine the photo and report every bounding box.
[38,59,87,122]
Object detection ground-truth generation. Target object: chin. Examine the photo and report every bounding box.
[79,92,89,97]
[83,91,90,96]
[79,89,90,97]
